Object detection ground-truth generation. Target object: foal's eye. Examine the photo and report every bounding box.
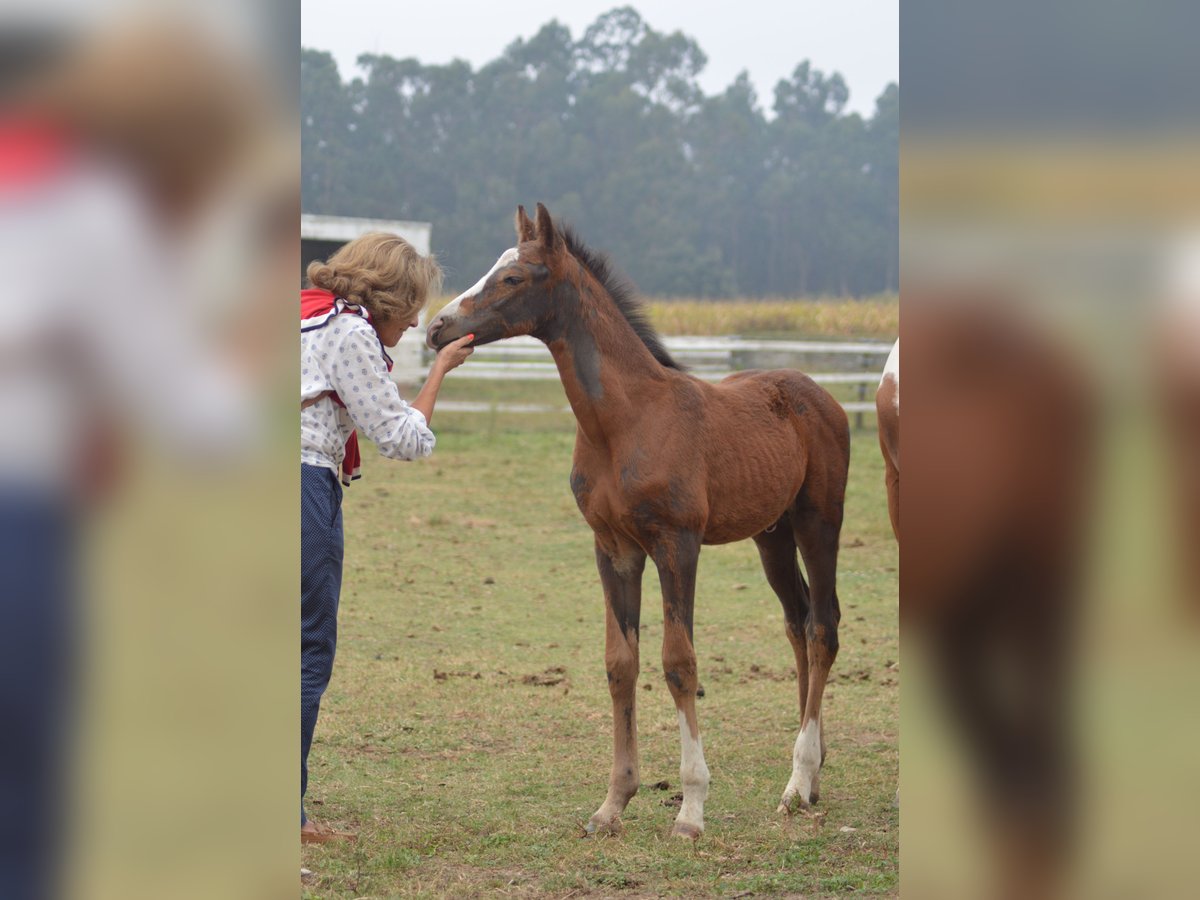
[504,275,522,286]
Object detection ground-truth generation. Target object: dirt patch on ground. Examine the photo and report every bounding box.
[739,663,797,683]
[834,661,899,687]
[520,666,569,687]
[661,792,684,809]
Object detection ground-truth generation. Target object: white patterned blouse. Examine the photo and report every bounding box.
[300,307,434,479]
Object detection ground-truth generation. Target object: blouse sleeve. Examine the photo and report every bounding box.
[327,322,435,461]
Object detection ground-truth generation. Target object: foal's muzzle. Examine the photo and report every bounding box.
[426,318,448,350]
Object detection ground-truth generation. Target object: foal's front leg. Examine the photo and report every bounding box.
[653,531,710,839]
[586,541,646,835]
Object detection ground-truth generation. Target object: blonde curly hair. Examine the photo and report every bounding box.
[306,232,443,324]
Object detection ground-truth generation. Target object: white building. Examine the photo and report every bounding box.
[301,213,433,381]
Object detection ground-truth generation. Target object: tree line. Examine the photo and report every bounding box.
[302,6,897,298]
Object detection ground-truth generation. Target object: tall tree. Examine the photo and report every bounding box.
[301,11,897,299]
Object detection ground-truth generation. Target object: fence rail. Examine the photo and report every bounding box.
[393,332,893,421]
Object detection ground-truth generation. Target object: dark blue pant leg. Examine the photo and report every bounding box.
[0,493,75,900]
[300,465,343,826]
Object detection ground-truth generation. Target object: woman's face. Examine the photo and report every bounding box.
[375,310,421,348]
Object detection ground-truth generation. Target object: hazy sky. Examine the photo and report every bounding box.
[301,0,898,116]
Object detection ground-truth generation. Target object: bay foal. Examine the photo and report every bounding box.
[428,204,850,838]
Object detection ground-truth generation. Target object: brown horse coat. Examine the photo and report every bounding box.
[428,204,850,837]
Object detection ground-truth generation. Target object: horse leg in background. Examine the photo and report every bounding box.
[879,432,899,542]
[781,502,844,812]
[586,541,647,835]
[752,518,813,743]
[930,574,1076,898]
[877,357,900,542]
[652,531,709,839]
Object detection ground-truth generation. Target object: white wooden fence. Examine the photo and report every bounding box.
[391,332,892,420]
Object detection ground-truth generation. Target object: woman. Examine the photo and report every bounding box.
[2,23,276,897]
[300,232,473,842]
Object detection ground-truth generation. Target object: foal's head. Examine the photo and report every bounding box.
[426,203,570,350]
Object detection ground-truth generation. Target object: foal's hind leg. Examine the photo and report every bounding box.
[586,540,646,835]
[651,531,709,839]
[780,502,844,813]
[753,521,812,722]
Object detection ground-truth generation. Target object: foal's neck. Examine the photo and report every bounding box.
[538,273,666,448]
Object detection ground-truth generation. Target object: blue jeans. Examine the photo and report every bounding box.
[0,491,75,900]
[301,465,343,826]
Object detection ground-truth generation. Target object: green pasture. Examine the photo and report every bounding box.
[302,407,898,897]
[643,296,898,341]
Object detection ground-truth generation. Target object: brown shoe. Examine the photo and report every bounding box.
[301,821,357,844]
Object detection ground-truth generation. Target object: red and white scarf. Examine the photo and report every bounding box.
[301,288,392,486]
[0,120,71,189]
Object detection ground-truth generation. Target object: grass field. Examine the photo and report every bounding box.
[643,297,898,340]
[301,412,898,897]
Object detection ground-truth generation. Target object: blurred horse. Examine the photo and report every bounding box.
[904,296,1093,897]
[877,339,899,540]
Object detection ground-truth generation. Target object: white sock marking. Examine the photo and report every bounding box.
[783,715,822,805]
[676,710,710,829]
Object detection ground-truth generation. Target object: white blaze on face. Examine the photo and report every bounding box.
[432,247,519,324]
[880,338,899,413]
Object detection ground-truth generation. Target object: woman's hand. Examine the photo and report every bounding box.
[411,333,474,425]
[433,333,475,373]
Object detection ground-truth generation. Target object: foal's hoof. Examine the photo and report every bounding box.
[582,817,622,838]
[670,821,703,841]
[777,789,818,816]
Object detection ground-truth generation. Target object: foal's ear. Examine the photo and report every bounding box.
[535,202,561,256]
[514,205,536,243]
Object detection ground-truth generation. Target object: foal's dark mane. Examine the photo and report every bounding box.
[560,225,682,371]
